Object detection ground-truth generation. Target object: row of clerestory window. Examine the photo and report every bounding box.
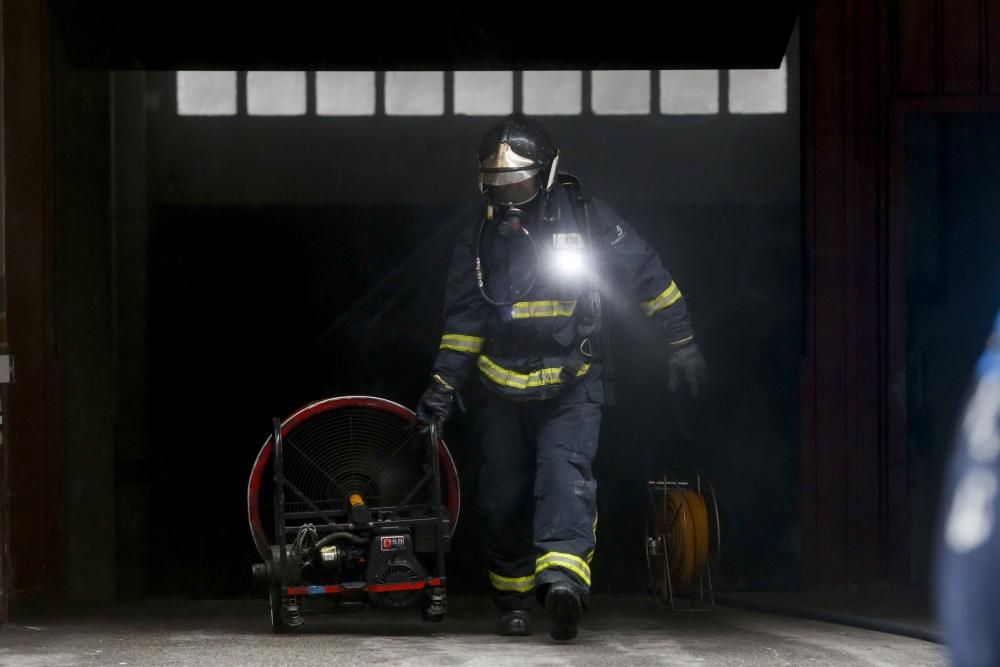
[176,62,787,117]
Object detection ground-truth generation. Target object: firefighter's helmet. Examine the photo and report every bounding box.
[478,113,560,207]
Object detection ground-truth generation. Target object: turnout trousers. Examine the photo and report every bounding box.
[478,373,603,610]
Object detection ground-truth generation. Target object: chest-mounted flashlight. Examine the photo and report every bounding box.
[551,232,587,277]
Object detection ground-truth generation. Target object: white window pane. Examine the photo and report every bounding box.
[659,70,719,114]
[454,71,513,116]
[728,57,787,114]
[592,70,649,115]
[385,71,444,116]
[177,71,236,116]
[523,71,581,115]
[247,71,306,116]
[316,72,375,116]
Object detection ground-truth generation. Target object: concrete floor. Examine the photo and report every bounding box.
[718,589,939,641]
[0,595,946,666]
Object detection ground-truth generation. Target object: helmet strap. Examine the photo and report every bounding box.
[546,151,561,191]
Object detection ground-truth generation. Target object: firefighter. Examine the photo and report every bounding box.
[416,113,707,640]
[937,310,1000,666]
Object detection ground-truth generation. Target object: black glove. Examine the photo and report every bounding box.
[415,374,456,430]
[667,341,708,398]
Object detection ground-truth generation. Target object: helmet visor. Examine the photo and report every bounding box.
[485,177,540,207]
[479,165,541,187]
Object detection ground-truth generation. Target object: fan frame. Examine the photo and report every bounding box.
[247,395,461,561]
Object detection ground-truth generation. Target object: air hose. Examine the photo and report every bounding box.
[474,213,540,307]
[314,531,369,549]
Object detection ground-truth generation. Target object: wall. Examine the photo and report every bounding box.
[51,43,116,601]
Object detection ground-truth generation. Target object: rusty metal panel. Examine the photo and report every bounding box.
[803,0,897,586]
[3,0,62,599]
[989,0,1000,91]
[844,0,886,585]
[940,0,984,94]
[804,0,850,585]
[897,0,939,94]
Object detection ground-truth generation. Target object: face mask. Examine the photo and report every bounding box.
[486,177,540,208]
[496,206,525,238]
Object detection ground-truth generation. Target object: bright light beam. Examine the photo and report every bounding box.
[552,249,586,277]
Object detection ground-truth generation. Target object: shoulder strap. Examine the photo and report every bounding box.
[556,173,594,246]
[555,173,616,404]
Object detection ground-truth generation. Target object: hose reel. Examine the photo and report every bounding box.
[645,473,720,610]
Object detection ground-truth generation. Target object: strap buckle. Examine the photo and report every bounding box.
[559,338,593,382]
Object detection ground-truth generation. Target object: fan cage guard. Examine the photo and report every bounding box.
[247,395,460,561]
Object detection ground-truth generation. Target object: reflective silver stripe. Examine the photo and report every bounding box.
[640,281,682,316]
[440,333,485,354]
[477,355,590,390]
[510,300,577,320]
[489,571,535,593]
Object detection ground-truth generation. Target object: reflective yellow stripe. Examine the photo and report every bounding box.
[489,571,535,593]
[669,334,695,347]
[511,300,577,319]
[440,333,485,354]
[536,558,590,586]
[535,552,592,586]
[587,512,598,564]
[640,281,682,316]
[477,355,590,390]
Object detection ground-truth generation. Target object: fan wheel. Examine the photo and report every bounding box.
[268,583,303,634]
[247,396,461,560]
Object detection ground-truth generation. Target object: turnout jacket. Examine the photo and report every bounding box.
[432,179,695,400]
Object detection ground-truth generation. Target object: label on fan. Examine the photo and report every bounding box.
[380,535,408,552]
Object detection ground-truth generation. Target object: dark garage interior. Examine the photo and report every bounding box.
[1,2,999,664]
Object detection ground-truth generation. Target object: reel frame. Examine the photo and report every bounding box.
[645,472,721,611]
